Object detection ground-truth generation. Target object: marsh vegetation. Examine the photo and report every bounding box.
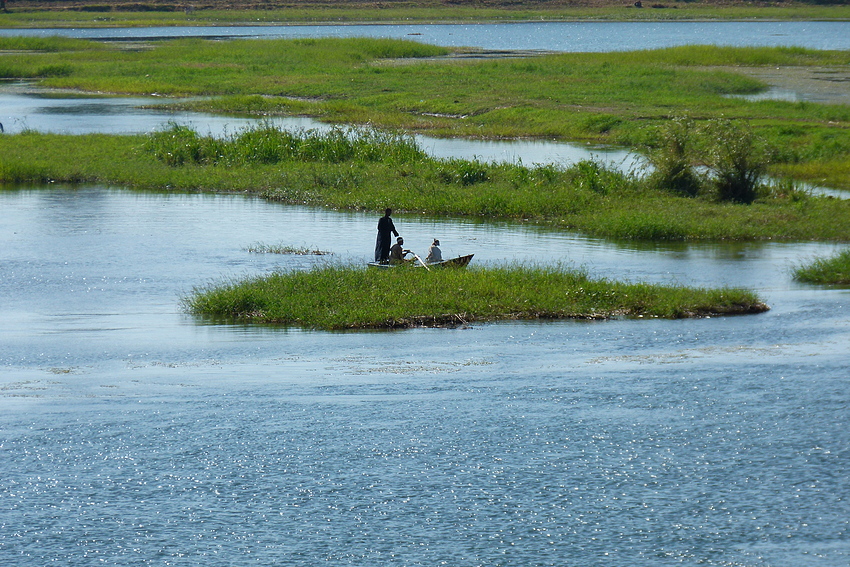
[0,35,846,326]
[1,37,848,189]
[246,242,331,255]
[2,122,850,241]
[793,248,850,284]
[1,0,847,28]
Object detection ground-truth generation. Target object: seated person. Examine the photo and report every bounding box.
[389,237,411,264]
[425,239,443,264]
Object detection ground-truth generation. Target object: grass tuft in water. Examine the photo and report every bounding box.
[246,242,331,255]
[793,249,850,285]
[185,264,768,330]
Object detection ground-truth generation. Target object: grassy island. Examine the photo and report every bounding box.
[186,264,768,330]
[793,249,850,285]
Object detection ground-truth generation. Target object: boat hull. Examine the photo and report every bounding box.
[368,254,473,269]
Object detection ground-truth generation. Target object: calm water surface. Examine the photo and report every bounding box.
[1,186,848,566]
[2,21,849,51]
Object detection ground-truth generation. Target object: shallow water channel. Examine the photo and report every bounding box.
[1,185,849,566]
[0,82,637,170]
[2,19,849,566]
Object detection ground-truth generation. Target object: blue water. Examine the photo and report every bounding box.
[0,187,848,566]
[1,21,849,51]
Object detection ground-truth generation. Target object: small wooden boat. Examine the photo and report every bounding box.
[428,254,474,268]
[368,254,474,269]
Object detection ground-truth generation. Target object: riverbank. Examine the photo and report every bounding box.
[1,1,848,29]
[186,264,768,329]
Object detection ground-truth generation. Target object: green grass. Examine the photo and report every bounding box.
[185,263,768,329]
[3,127,850,242]
[2,38,848,189]
[793,248,850,284]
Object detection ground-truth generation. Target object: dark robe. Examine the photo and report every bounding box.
[375,215,398,262]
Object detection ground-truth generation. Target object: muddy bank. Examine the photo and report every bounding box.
[727,65,850,105]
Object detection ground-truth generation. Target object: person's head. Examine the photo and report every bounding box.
[384,208,392,216]
[397,237,404,244]
[433,239,440,246]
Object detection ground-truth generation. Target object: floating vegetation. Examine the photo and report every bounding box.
[246,242,331,255]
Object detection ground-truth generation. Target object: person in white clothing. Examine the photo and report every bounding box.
[425,239,443,264]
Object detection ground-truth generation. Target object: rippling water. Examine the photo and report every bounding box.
[1,18,849,566]
[1,187,848,566]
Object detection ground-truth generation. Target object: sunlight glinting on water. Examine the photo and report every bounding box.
[1,21,850,567]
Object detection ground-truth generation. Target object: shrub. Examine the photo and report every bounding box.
[701,119,769,204]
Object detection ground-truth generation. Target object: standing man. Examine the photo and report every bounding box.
[375,208,399,263]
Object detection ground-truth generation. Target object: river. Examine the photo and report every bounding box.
[1,20,849,567]
[1,185,848,566]
[2,21,850,51]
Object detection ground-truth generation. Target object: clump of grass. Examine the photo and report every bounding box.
[185,264,768,330]
[144,122,426,167]
[793,249,850,285]
[645,117,703,198]
[246,242,331,255]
